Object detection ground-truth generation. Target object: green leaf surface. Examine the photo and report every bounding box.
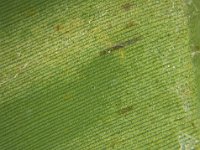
[0,0,199,149]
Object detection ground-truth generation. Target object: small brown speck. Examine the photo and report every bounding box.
[121,3,132,11]
[195,45,200,51]
[24,8,37,17]
[126,21,136,28]
[191,122,196,128]
[108,23,113,28]
[54,25,62,32]
[65,30,70,34]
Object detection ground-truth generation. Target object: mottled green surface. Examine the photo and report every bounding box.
[0,0,200,149]
[189,0,200,127]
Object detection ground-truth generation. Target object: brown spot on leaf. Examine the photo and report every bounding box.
[54,24,63,32]
[121,3,133,11]
[118,105,133,115]
[23,8,38,17]
[109,137,125,148]
[108,23,113,28]
[195,45,200,51]
[126,21,137,28]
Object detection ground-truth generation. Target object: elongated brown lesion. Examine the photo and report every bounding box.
[117,105,133,115]
[99,37,141,56]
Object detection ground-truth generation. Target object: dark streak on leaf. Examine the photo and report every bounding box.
[99,37,141,56]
